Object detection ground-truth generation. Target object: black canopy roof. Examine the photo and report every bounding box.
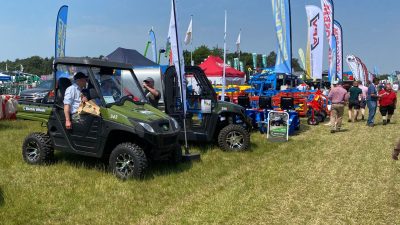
[106,47,158,67]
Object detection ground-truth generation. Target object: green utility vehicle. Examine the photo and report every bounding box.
[18,57,182,179]
[163,66,251,151]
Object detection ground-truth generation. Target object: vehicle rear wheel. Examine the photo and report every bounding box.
[218,124,250,151]
[22,132,54,165]
[109,143,148,180]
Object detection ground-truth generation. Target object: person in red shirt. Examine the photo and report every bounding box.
[378,83,397,125]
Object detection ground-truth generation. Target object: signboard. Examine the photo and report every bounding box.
[201,99,212,113]
[267,111,289,142]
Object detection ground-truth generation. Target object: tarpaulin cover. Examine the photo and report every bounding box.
[107,47,159,67]
[199,56,245,78]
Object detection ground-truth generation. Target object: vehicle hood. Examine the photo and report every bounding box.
[20,88,51,95]
[108,101,170,122]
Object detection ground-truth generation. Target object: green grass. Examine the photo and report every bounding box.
[1,108,400,224]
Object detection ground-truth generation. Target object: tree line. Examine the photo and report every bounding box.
[183,45,303,72]
[0,46,305,76]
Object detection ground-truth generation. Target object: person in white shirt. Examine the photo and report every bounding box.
[63,72,88,129]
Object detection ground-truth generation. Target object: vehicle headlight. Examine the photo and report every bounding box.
[138,122,155,133]
[170,117,180,130]
[34,92,47,98]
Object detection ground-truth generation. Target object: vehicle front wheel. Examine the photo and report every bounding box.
[22,132,54,165]
[109,143,148,180]
[218,124,250,151]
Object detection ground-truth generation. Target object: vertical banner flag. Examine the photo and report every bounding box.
[306,5,324,79]
[252,53,257,69]
[298,48,306,71]
[346,55,360,81]
[306,38,312,79]
[55,5,68,58]
[321,0,334,78]
[333,20,343,80]
[329,35,337,82]
[239,61,244,72]
[149,29,157,63]
[168,0,186,113]
[234,58,239,70]
[262,54,267,68]
[236,30,241,53]
[272,0,292,74]
[184,17,192,45]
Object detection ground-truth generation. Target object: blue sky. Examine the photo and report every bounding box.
[0,0,399,74]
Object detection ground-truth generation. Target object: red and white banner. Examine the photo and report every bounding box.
[333,20,343,80]
[346,55,371,84]
[321,0,334,76]
[306,5,324,79]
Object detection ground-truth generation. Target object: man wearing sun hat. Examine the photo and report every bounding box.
[143,77,160,108]
[64,72,88,129]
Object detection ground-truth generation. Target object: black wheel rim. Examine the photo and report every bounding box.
[26,141,39,162]
[226,131,244,150]
[115,153,135,177]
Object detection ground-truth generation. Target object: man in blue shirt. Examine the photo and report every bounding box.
[366,78,380,127]
[63,72,88,129]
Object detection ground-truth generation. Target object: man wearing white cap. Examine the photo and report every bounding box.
[143,77,160,108]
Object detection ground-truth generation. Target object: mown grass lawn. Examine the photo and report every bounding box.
[1,106,400,225]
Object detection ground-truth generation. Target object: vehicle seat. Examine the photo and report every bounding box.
[56,78,72,106]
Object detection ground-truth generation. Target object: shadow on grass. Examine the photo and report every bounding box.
[53,151,193,180]
[0,187,4,207]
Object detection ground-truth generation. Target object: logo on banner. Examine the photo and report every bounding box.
[310,14,320,50]
[56,18,67,57]
[323,5,332,37]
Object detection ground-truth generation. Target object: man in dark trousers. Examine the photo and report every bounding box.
[366,78,380,127]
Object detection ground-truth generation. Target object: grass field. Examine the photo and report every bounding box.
[1,107,400,224]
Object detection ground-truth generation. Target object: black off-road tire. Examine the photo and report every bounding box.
[22,132,54,165]
[218,124,250,151]
[109,143,148,180]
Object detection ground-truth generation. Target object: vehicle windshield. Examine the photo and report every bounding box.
[37,80,53,89]
[91,67,146,105]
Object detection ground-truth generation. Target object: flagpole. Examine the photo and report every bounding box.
[221,10,227,102]
[238,29,241,62]
[190,15,194,66]
[172,0,189,153]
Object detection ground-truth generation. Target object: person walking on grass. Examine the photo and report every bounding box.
[328,80,347,133]
[366,78,380,127]
[378,83,397,125]
[358,81,369,121]
[347,81,362,123]
[393,139,400,160]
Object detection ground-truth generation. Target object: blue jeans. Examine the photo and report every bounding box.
[367,100,377,125]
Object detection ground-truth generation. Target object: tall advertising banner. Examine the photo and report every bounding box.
[346,55,360,81]
[149,29,157,63]
[321,0,334,79]
[55,5,68,58]
[306,38,312,79]
[333,20,343,80]
[252,53,257,69]
[168,0,186,114]
[272,0,292,74]
[306,5,324,80]
[298,48,306,71]
[329,35,337,82]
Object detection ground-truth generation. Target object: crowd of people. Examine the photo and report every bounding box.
[327,78,398,160]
